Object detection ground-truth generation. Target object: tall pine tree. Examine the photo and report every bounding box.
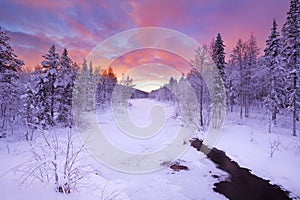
[212,33,226,83]
[263,19,286,133]
[34,45,60,127]
[57,48,77,127]
[210,63,226,129]
[22,84,36,140]
[281,0,300,136]
[73,59,89,113]
[0,27,24,135]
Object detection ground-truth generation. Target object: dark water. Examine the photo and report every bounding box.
[190,139,292,200]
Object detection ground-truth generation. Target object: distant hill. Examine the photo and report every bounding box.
[114,84,149,99]
[131,88,149,98]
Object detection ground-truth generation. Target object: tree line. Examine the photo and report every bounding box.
[150,0,300,135]
[0,0,299,138]
[0,30,119,139]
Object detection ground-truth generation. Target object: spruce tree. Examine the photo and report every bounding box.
[263,19,286,133]
[281,0,300,136]
[212,33,226,83]
[87,61,95,111]
[224,63,239,112]
[22,84,36,140]
[210,65,226,129]
[57,48,76,127]
[0,27,24,72]
[35,45,60,127]
[73,59,99,112]
[0,27,24,134]
[73,59,89,113]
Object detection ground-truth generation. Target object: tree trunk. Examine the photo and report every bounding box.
[268,109,272,133]
[240,93,243,119]
[293,99,297,136]
[199,86,203,127]
[245,94,248,118]
[292,74,297,136]
[272,106,277,125]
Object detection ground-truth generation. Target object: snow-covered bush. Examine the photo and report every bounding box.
[269,136,281,158]
[18,127,90,193]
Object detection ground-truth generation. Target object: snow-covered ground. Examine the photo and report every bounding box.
[0,99,299,199]
[91,99,227,199]
[216,110,300,199]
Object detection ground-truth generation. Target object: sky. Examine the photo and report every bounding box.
[0,0,289,91]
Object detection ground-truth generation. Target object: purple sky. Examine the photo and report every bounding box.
[0,0,289,86]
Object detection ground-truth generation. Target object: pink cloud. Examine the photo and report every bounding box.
[1,0,290,71]
[11,0,73,9]
[109,48,192,78]
[128,0,289,56]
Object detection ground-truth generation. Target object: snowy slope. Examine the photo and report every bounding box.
[216,111,300,199]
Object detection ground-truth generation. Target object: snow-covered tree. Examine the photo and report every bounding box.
[73,59,90,113]
[187,68,205,128]
[230,35,260,118]
[210,64,226,129]
[0,27,23,73]
[114,74,134,107]
[167,76,177,102]
[225,63,239,112]
[95,74,106,109]
[57,48,77,127]
[208,38,215,57]
[175,75,200,131]
[104,67,118,102]
[34,45,60,128]
[120,74,133,87]
[244,33,260,117]
[21,84,37,140]
[0,27,24,136]
[150,85,171,102]
[212,33,226,83]
[95,67,117,109]
[86,61,96,111]
[150,73,202,133]
[79,61,100,112]
[189,47,213,129]
[281,0,300,136]
[231,38,246,119]
[263,19,286,133]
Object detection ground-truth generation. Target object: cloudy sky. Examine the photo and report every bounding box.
[0,0,289,91]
